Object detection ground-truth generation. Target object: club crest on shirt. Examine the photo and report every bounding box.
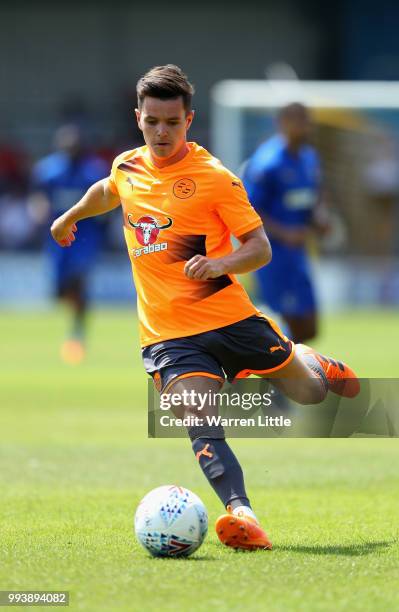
[173,178,196,199]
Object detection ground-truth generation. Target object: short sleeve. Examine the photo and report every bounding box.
[214,173,263,238]
[108,156,120,195]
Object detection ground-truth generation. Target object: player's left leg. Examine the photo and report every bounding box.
[166,376,251,512]
[59,276,87,364]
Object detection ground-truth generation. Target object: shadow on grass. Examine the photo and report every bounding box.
[151,554,218,562]
[276,540,395,556]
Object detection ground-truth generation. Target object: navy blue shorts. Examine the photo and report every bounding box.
[142,314,294,392]
[47,219,101,296]
[255,245,317,317]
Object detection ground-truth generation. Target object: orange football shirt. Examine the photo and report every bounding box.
[108,142,263,347]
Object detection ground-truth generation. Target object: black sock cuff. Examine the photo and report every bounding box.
[187,424,225,441]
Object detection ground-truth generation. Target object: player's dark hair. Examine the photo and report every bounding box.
[136,65,195,113]
[278,102,309,121]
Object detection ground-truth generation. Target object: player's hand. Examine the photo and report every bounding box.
[50,215,77,247]
[184,255,227,280]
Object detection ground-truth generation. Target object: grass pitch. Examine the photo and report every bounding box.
[1,308,398,611]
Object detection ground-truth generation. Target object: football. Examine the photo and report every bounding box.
[134,485,208,557]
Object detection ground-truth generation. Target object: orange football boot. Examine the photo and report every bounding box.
[299,344,360,398]
[60,339,85,364]
[215,506,272,551]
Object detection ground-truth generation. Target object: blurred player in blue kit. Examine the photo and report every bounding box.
[243,103,329,343]
[33,125,108,362]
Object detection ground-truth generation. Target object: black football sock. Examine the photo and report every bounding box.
[188,426,251,509]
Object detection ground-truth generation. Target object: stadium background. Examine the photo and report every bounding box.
[2,0,399,305]
[1,2,399,611]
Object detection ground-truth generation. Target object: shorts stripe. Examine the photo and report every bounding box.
[233,343,295,380]
[255,312,289,342]
[163,371,225,394]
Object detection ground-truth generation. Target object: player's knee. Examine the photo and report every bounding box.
[295,378,326,405]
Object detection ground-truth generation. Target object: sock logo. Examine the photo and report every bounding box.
[195,443,213,461]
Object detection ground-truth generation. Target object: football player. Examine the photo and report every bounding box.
[243,104,329,343]
[50,66,358,550]
[33,124,108,362]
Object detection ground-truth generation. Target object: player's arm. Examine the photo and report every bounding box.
[184,226,271,280]
[50,178,120,247]
[244,159,310,248]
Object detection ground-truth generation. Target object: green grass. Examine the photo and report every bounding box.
[1,308,398,611]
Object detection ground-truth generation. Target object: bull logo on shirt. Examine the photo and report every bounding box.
[127,214,173,246]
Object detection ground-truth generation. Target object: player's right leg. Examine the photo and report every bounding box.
[165,375,272,551]
[143,337,272,551]
[295,343,360,399]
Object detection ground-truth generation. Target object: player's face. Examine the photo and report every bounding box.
[135,97,194,160]
[281,110,312,145]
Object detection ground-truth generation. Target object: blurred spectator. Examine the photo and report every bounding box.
[0,141,28,195]
[0,181,37,250]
